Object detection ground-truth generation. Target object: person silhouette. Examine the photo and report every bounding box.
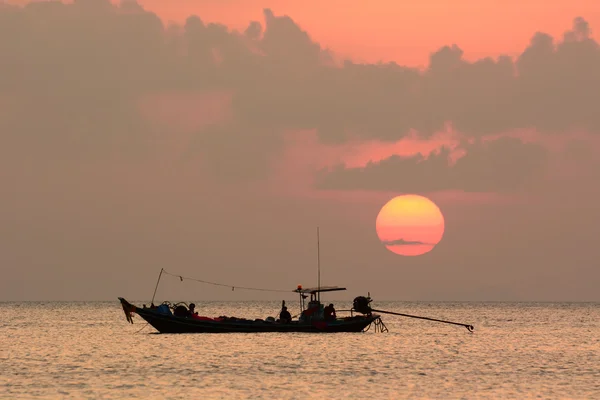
[324,303,336,320]
[279,306,292,323]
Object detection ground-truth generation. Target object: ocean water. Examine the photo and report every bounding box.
[1,301,599,399]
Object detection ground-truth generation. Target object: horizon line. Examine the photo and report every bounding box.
[1,298,599,303]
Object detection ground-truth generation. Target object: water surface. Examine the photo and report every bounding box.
[2,301,599,399]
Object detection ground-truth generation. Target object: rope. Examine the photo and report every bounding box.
[122,311,150,334]
[363,316,388,333]
[133,322,149,334]
[161,269,292,293]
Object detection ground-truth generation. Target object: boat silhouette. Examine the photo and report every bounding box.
[118,228,473,333]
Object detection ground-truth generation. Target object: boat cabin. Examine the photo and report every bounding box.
[294,285,346,322]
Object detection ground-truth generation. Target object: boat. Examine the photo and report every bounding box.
[118,287,384,334]
[118,228,474,334]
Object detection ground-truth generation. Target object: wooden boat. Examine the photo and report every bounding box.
[118,286,383,334]
[118,229,474,333]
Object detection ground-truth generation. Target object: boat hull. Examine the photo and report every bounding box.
[119,298,378,334]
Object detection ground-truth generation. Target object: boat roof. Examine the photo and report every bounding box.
[294,286,347,294]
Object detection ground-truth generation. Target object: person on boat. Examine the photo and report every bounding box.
[279,306,292,323]
[189,303,198,317]
[324,303,337,320]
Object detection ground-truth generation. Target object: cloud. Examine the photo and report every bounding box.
[228,14,600,143]
[381,238,433,246]
[0,1,597,182]
[314,136,549,193]
[189,121,283,182]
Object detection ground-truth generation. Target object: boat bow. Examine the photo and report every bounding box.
[119,297,136,324]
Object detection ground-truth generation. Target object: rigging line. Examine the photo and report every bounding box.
[161,269,292,293]
[133,322,149,334]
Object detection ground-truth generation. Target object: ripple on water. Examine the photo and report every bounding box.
[1,301,599,399]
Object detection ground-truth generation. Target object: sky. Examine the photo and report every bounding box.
[1,0,599,302]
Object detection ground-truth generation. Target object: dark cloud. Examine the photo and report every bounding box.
[0,2,597,178]
[381,239,433,246]
[314,137,549,193]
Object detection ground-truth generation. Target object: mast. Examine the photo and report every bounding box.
[317,226,321,303]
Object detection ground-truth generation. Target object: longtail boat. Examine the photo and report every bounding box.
[118,287,385,334]
[118,229,474,334]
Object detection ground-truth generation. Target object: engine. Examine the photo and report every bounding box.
[352,296,373,315]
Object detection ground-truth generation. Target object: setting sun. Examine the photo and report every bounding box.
[376,195,445,256]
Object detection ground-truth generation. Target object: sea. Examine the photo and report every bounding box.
[1,301,599,399]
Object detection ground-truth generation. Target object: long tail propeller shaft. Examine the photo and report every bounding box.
[352,296,474,332]
[372,309,474,332]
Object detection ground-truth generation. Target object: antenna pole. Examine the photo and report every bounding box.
[151,268,164,305]
[317,227,321,302]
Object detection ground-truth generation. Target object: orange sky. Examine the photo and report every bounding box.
[11,0,599,65]
[134,0,599,66]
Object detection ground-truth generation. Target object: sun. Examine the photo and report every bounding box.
[376,195,445,256]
